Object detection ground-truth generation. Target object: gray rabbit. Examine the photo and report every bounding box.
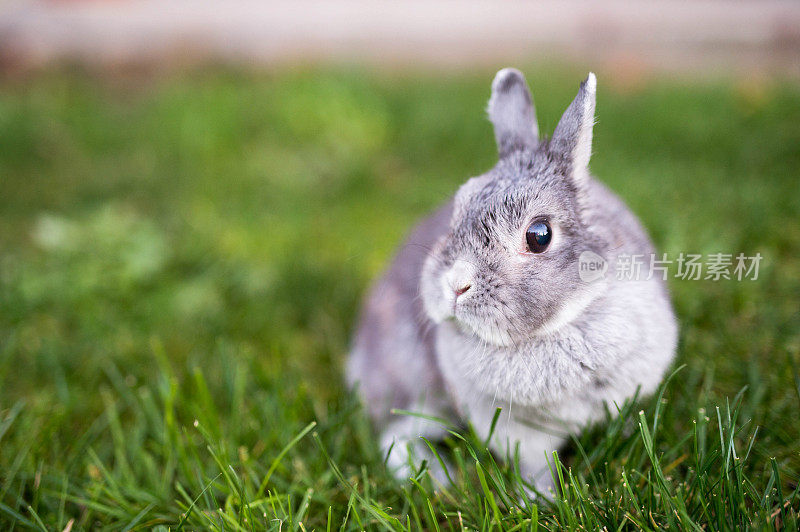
[347,68,678,492]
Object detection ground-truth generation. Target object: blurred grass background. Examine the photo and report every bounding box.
[1,65,799,529]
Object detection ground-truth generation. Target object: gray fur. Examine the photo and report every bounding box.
[487,68,539,157]
[347,69,678,492]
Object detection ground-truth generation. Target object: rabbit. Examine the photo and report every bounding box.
[346,68,678,493]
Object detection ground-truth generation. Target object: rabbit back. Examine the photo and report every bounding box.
[346,203,453,425]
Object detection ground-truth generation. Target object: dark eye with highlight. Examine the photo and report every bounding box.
[525,220,552,253]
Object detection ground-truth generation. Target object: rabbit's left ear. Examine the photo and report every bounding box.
[551,73,597,188]
[487,68,539,158]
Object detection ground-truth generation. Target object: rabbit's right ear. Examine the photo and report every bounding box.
[487,68,539,158]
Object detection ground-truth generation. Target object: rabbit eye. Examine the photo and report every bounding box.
[525,220,552,253]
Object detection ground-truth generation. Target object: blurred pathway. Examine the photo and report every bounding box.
[1,0,799,76]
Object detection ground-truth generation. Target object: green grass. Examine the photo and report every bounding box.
[1,65,799,530]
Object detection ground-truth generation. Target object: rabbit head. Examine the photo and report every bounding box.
[420,69,610,347]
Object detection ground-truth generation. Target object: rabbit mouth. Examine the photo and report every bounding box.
[465,322,516,347]
[449,309,517,348]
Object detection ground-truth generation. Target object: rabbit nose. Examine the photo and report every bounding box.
[445,259,475,299]
[454,283,472,297]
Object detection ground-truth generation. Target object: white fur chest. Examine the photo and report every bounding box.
[435,321,600,410]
